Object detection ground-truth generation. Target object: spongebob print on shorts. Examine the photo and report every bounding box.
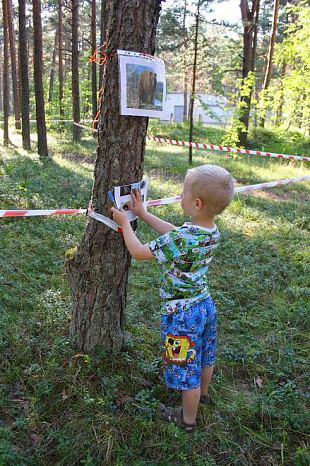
[161,296,217,390]
[164,334,196,364]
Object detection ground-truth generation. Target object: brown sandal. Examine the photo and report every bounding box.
[200,394,211,404]
[158,403,196,433]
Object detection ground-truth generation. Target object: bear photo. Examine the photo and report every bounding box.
[126,64,163,110]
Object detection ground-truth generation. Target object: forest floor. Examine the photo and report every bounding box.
[0,122,309,465]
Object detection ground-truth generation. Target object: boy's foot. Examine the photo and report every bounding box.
[200,393,211,404]
[158,403,196,433]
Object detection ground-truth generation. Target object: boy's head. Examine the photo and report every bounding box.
[181,164,234,218]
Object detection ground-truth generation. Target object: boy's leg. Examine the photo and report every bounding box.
[182,387,201,425]
[200,365,214,396]
[200,297,217,399]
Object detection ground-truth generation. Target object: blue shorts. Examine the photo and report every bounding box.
[161,296,217,391]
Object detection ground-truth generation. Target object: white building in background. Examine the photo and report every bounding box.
[160,93,234,125]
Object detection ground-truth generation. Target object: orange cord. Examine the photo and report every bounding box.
[89,45,117,130]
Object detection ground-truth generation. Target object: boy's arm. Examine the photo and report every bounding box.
[129,189,176,234]
[111,207,154,260]
[122,222,154,260]
[139,210,175,234]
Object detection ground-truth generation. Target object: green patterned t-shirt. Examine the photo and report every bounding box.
[149,223,220,314]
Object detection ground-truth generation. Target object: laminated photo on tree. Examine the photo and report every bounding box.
[117,49,166,117]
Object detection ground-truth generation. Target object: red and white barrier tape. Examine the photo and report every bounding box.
[1,176,309,233]
[72,122,309,163]
[73,122,93,131]
[145,175,310,207]
[234,176,310,193]
[0,208,86,218]
[88,209,122,233]
[147,135,310,163]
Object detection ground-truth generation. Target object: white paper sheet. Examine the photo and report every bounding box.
[117,50,166,117]
[113,177,149,222]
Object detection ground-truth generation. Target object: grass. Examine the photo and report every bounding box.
[0,122,310,465]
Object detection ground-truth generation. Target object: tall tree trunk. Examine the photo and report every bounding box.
[260,0,280,127]
[72,0,81,141]
[99,0,107,87]
[275,61,286,127]
[91,0,97,126]
[7,0,21,129]
[18,0,31,150]
[58,0,64,116]
[66,0,162,353]
[188,1,200,165]
[48,28,58,102]
[182,0,188,122]
[2,0,10,146]
[0,42,3,113]
[32,0,49,157]
[238,0,260,147]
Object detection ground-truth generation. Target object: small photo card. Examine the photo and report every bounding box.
[114,177,149,222]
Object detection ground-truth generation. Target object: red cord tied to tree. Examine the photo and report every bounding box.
[89,44,116,65]
[89,45,117,130]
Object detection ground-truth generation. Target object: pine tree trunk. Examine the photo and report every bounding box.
[66,0,162,353]
[18,0,31,150]
[32,0,49,157]
[238,0,260,147]
[0,43,3,113]
[72,0,81,141]
[275,62,286,127]
[260,0,280,128]
[7,0,21,129]
[91,0,97,126]
[188,2,200,165]
[99,0,107,87]
[2,0,10,146]
[182,0,188,123]
[48,28,58,103]
[58,0,64,116]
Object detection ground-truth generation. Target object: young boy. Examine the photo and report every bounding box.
[111,164,234,432]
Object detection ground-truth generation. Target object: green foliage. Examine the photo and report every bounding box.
[222,72,256,147]
[0,124,309,464]
[262,2,310,131]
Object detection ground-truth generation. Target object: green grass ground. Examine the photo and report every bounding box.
[0,123,309,465]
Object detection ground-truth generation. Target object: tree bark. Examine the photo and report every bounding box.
[0,43,3,113]
[99,0,107,87]
[260,0,280,127]
[66,0,162,353]
[182,0,188,122]
[91,0,97,126]
[275,62,286,127]
[58,0,64,116]
[238,0,260,147]
[2,0,10,146]
[188,1,200,165]
[7,0,21,129]
[72,0,81,141]
[48,27,59,103]
[32,0,49,157]
[18,0,31,150]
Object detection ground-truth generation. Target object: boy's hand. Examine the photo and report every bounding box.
[128,189,146,217]
[111,207,130,227]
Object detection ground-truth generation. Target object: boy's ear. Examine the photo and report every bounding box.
[195,198,203,209]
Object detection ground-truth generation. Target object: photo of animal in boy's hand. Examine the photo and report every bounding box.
[111,189,146,226]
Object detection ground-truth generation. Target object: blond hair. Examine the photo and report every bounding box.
[186,164,234,216]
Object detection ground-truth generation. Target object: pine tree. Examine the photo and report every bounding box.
[67,0,163,353]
